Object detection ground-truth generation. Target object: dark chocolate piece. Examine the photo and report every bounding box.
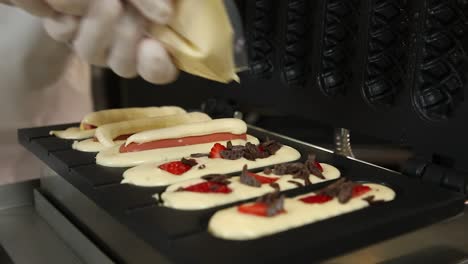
[220,148,245,160]
[318,178,346,197]
[243,142,261,161]
[287,180,304,187]
[304,154,325,179]
[337,182,356,204]
[266,195,284,217]
[190,153,209,158]
[273,162,312,186]
[256,190,285,217]
[220,141,246,160]
[269,182,280,191]
[263,167,272,175]
[219,139,280,161]
[181,158,198,167]
[362,195,385,205]
[198,164,206,170]
[201,174,231,185]
[318,178,368,204]
[259,139,282,155]
[240,165,261,187]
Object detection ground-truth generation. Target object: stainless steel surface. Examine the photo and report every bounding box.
[249,124,399,174]
[40,167,171,264]
[0,243,13,264]
[324,210,468,264]
[0,179,37,210]
[34,190,113,264]
[334,128,355,158]
[0,181,82,264]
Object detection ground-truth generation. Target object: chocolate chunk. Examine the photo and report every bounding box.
[266,195,284,217]
[198,164,206,169]
[273,162,312,186]
[362,195,385,205]
[337,182,356,204]
[256,190,285,217]
[240,165,261,187]
[243,142,261,161]
[175,187,185,192]
[269,182,280,191]
[220,149,244,160]
[287,180,304,187]
[316,178,371,204]
[181,158,198,167]
[201,174,231,185]
[220,142,246,160]
[304,154,325,179]
[318,178,346,197]
[190,153,209,158]
[263,167,272,175]
[259,139,282,155]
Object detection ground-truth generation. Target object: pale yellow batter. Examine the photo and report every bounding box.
[209,183,395,240]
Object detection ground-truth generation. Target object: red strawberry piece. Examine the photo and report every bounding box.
[299,194,333,204]
[238,203,268,216]
[352,185,371,197]
[158,161,193,175]
[314,161,323,172]
[209,143,227,159]
[246,171,279,184]
[237,202,285,217]
[182,182,232,193]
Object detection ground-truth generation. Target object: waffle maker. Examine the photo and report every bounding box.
[18,0,468,263]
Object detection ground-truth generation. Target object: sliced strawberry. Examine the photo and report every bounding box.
[209,143,227,159]
[314,161,323,172]
[238,203,268,216]
[299,194,333,204]
[352,185,371,197]
[182,182,232,193]
[246,171,279,184]
[158,161,193,175]
[237,202,285,217]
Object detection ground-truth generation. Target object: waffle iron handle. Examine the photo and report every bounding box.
[403,158,468,199]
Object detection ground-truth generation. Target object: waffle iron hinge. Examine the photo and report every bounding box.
[403,157,468,197]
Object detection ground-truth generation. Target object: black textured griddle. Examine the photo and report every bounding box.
[18,124,465,263]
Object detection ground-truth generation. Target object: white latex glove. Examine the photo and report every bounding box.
[10,0,179,84]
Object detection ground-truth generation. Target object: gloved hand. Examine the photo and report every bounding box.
[9,0,178,84]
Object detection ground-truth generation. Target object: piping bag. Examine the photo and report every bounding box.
[149,0,247,83]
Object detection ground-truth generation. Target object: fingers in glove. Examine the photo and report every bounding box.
[44,0,90,16]
[73,0,122,66]
[10,0,54,17]
[107,7,145,78]
[128,0,173,24]
[137,38,178,84]
[43,14,78,42]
